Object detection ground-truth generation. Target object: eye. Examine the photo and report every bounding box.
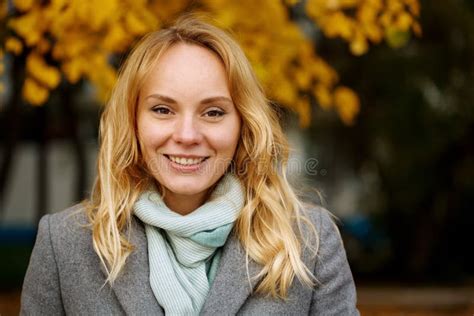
[204,108,225,118]
[152,106,172,115]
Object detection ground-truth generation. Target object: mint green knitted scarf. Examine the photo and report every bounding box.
[133,174,244,315]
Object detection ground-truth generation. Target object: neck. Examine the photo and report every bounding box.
[163,190,210,215]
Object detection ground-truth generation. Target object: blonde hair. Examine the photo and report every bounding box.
[86,15,319,298]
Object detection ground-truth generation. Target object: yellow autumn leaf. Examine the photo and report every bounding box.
[62,58,83,83]
[366,0,383,10]
[48,0,68,12]
[252,63,269,86]
[362,22,383,43]
[52,35,89,59]
[295,96,312,128]
[13,0,35,12]
[323,0,359,10]
[385,27,410,48]
[272,78,298,106]
[357,3,378,23]
[37,38,51,54]
[311,59,338,86]
[83,53,117,101]
[350,31,369,56]
[23,77,49,106]
[314,85,332,110]
[387,0,404,14]
[83,0,119,31]
[91,66,117,102]
[0,1,7,19]
[148,0,189,22]
[340,0,360,8]
[404,0,420,16]
[125,11,149,35]
[26,53,61,89]
[103,24,131,52]
[395,12,413,31]
[8,11,43,46]
[379,12,393,28]
[333,86,360,125]
[323,12,354,40]
[5,37,24,55]
[305,0,323,20]
[294,69,312,90]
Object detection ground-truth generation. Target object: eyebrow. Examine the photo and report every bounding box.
[146,94,233,105]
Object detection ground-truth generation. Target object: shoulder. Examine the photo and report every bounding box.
[298,204,348,274]
[304,205,336,227]
[42,203,90,234]
[45,203,89,225]
[299,204,340,245]
[300,206,359,314]
[38,203,93,256]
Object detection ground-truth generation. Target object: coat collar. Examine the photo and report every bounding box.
[200,231,264,315]
[102,216,163,315]
[105,216,263,315]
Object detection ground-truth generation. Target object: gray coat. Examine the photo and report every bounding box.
[21,204,359,315]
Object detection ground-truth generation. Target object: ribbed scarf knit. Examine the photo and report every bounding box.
[133,174,245,315]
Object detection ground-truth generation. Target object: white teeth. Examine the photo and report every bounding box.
[168,155,205,166]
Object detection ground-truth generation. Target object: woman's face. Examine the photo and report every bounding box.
[137,43,241,214]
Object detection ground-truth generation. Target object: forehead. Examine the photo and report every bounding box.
[157,42,222,66]
[147,43,227,83]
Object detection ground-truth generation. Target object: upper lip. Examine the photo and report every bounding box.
[164,154,209,158]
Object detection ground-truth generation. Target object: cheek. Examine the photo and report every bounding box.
[138,125,164,160]
[137,134,153,168]
[138,132,164,176]
[214,124,241,157]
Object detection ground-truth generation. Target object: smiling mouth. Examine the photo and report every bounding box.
[164,154,209,166]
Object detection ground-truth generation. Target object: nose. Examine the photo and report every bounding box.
[172,115,203,145]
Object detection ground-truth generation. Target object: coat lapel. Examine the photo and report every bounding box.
[201,232,264,315]
[102,216,164,315]
[101,218,262,315]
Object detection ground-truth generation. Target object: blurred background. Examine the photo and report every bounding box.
[1,0,473,314]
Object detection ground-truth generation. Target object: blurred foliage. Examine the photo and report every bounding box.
[305,0,474,282]
[0,0,420,126]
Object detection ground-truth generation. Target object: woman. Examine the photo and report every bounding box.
[21,16,359,315]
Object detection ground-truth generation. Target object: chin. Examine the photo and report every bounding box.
[168,184,207,196]
[159,176,211,196]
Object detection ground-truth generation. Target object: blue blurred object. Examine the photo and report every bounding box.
[0,225,37,289]
[0,225,37,245]
[341,214,386,248]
